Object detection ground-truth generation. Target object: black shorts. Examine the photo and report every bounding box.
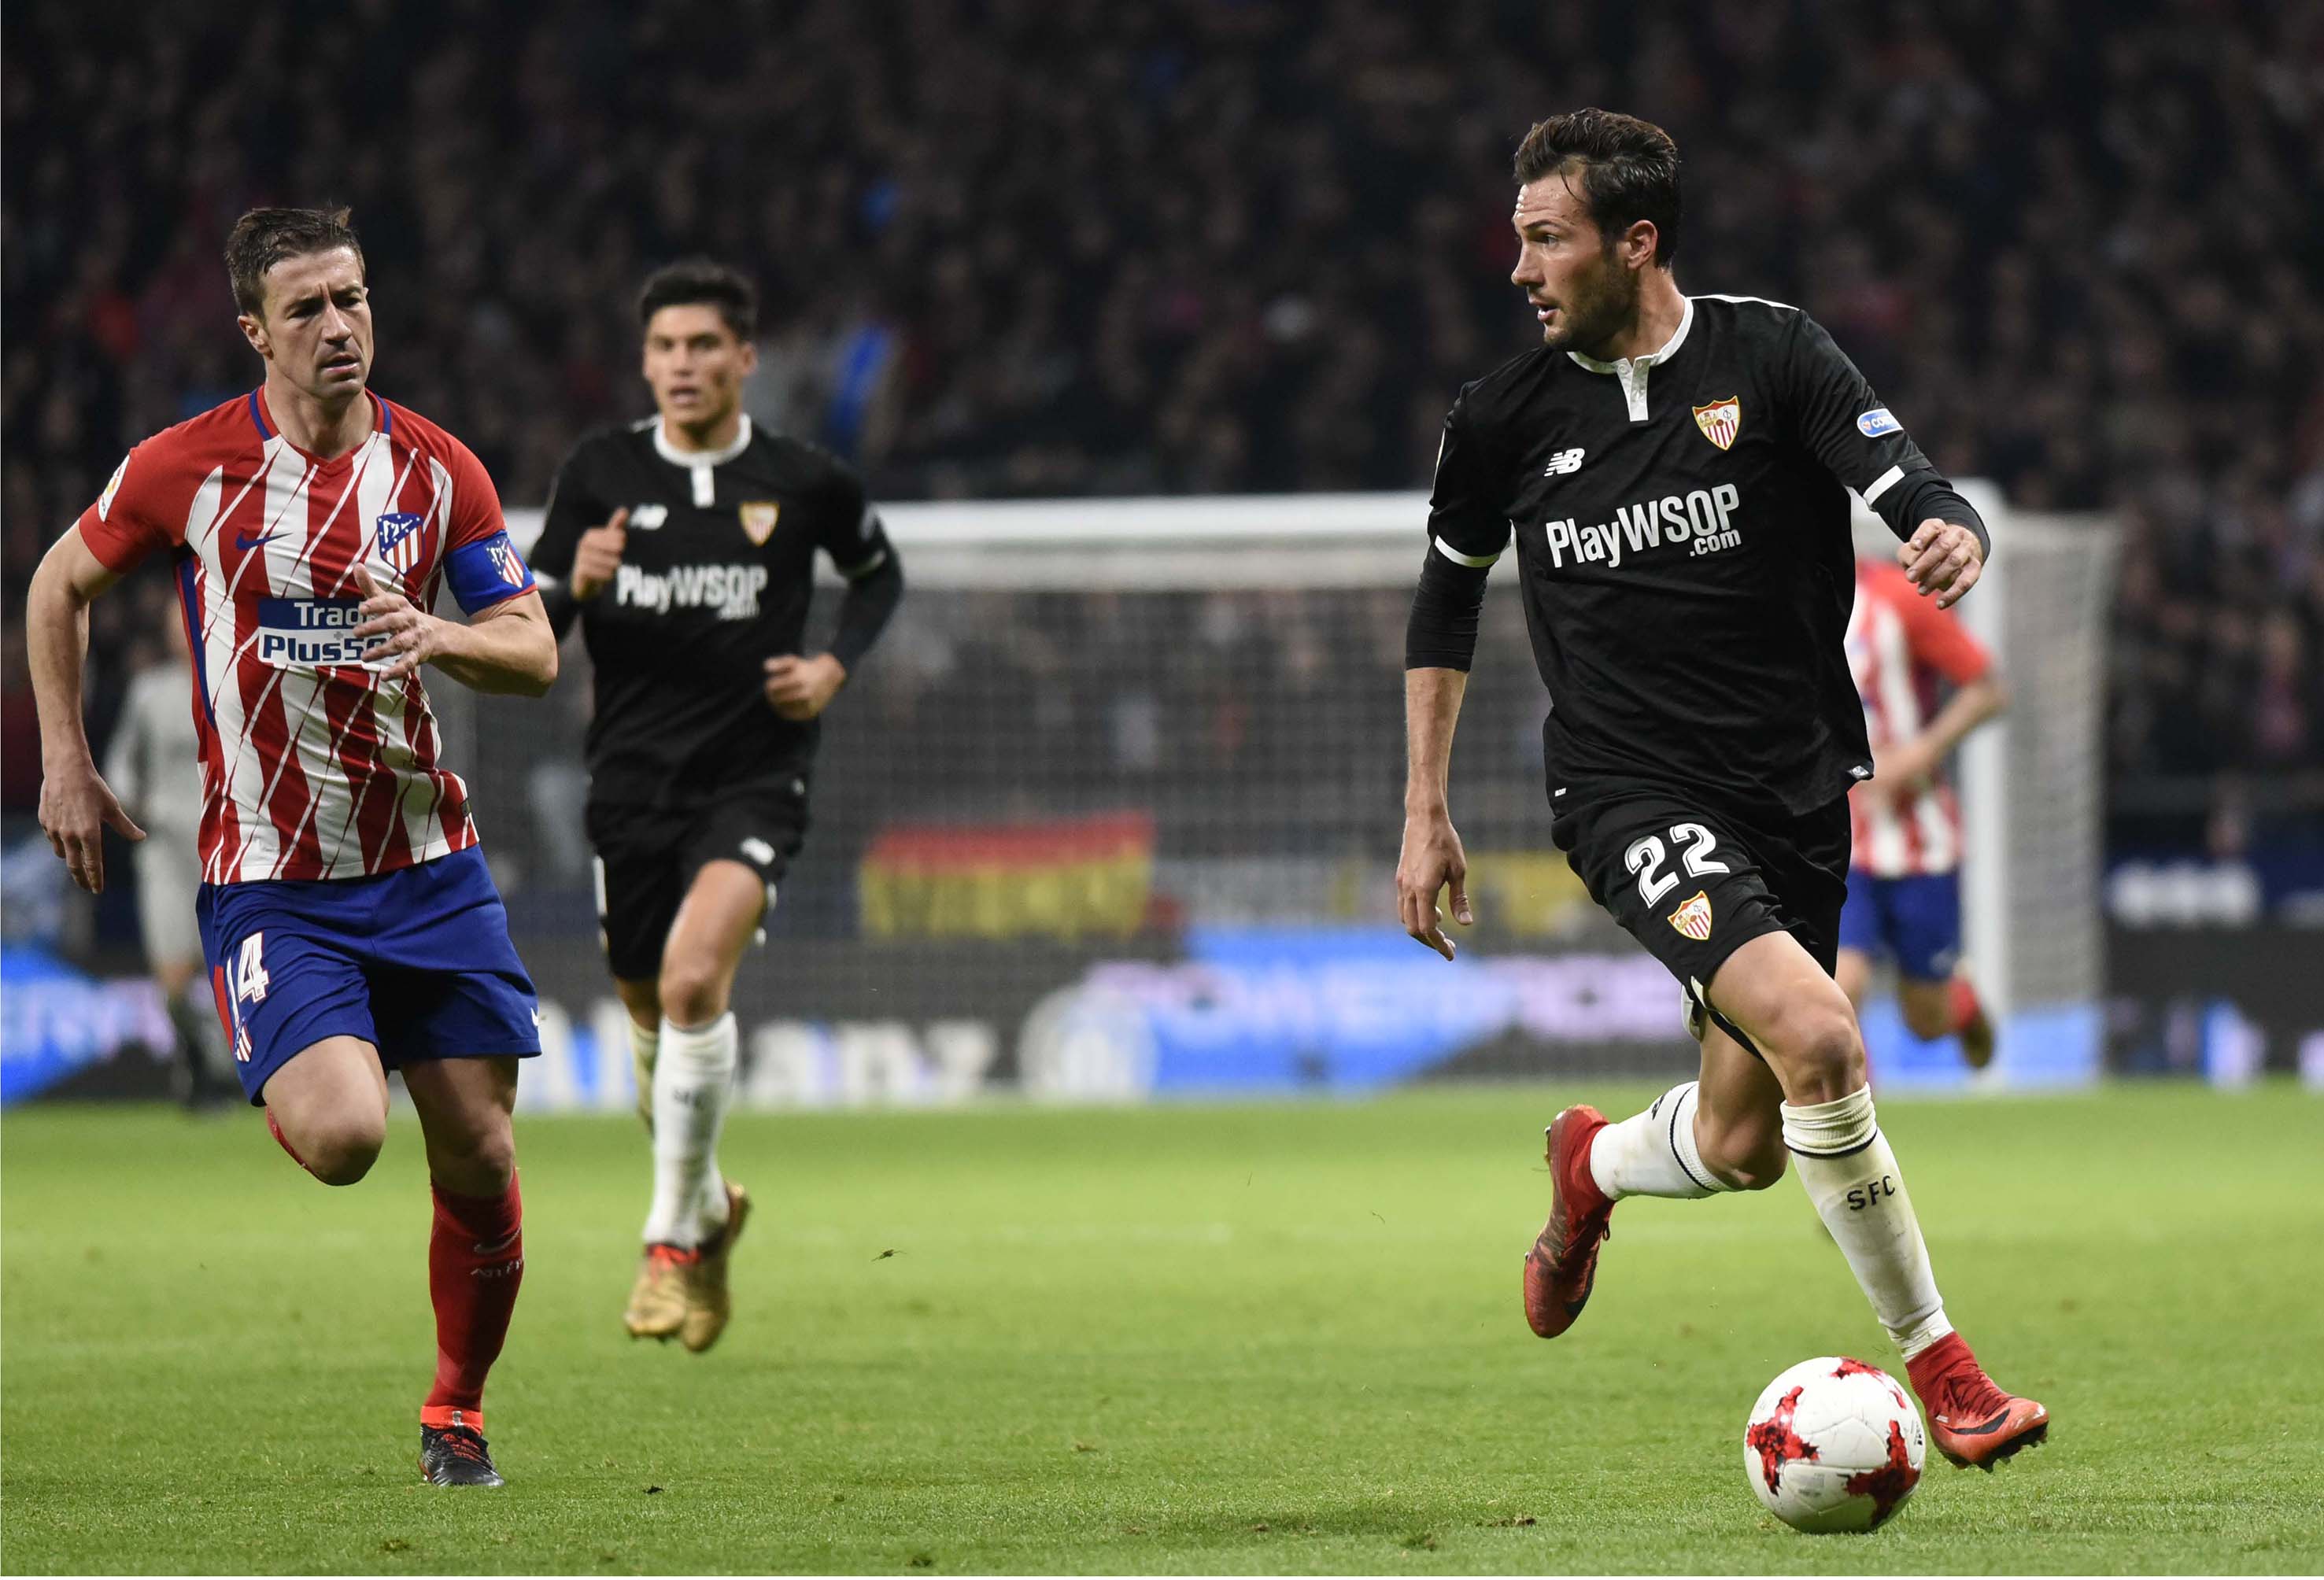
[1550,778,1849,1030]
[586,780,810,982]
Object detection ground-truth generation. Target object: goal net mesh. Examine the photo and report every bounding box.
[450,491,2108,1104]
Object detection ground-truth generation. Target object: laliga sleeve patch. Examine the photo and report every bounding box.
[1856,408,1902,437]
[97,454,130,520]
[445,530,536,614]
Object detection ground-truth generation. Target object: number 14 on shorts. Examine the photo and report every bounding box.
[231,932,270,1005]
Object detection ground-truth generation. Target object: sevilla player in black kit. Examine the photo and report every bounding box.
[1396,111,2047,1469]
[532,261,903,1349]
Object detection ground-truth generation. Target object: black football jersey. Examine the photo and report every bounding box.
[531,416,892,809]
[1428,294,1953,816]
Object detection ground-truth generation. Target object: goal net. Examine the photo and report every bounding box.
[455,487,2109,1109]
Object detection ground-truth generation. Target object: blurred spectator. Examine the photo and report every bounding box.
[5,0,2320,862]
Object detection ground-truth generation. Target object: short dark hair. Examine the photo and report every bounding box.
[637,259,759,341]
[1513,109,1683,268]
[225,207,364,318]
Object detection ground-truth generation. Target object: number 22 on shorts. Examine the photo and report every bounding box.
[1624,822,1731,906]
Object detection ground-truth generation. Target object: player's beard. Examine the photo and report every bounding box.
[1540,249,1639,357]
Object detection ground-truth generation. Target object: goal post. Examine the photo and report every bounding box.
[470,484,2108,1108]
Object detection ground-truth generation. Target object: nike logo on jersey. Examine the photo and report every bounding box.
[1541,447,1587,477]
[1540,482,1744,570]
[235,530,284,551]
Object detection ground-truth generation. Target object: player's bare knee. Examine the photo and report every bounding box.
[656,963,728,1029]
[453,1128,517,1194]
[1765,1002,1865,1102]
[302,1114,386,1186]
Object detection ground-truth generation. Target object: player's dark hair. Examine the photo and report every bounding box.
[1513,109,1683,268]
[637,259,759,342]
[224,207,365,318]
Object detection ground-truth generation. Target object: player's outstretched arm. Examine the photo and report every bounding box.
[27,527,146,893]
[352,564,558,696]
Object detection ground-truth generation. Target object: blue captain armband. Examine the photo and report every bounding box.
[443,530,537,614]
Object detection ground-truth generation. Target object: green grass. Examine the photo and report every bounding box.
[4,1083,2321,1574]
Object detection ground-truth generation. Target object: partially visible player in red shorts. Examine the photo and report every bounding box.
[25,208,559,1487]
[1836,559,2008,1068]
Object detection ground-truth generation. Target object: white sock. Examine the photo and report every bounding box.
[626,1017,660,1129]
[1783,1086,1954,1359]
[1588,1082,1730,1200]
[641,1013,737,1248]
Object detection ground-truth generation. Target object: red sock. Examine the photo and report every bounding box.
[421,1176,523,1432]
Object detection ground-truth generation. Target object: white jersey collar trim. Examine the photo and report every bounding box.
[1565,294,1696,376]
[1567,297,1694,423]
[652,414,753,468]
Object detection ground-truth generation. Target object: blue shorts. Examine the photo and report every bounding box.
[1837,871,1962,982]
[197,846,541,1106]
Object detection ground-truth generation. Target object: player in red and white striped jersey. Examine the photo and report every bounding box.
[1835,558,2008,1067]
[26,208,557,1487]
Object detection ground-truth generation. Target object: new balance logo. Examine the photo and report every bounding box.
[1541,447,1586,477]
[630,504,670,530]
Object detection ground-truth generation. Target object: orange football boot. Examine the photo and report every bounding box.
[1907,1332,2050,1468]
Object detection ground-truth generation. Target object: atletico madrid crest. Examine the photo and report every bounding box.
[375,511,425,574]
[487,541,525,588]
[1667,889,1714,940]
[1692,397,1742,451]
[739,501,780,545]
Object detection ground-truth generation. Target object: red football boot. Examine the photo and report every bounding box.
[1522,1105,1614,1338]
[1952,973,1996,1070]
[1906,1332,2050,1468]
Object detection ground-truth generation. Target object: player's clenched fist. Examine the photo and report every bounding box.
[568,507,630,600]
[763,652,848,721]
[1900,519,1984,609]
[1396,810,1474,960]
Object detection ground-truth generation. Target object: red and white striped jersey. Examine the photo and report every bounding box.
[1844,559,1992,877]
[76,389,535,884]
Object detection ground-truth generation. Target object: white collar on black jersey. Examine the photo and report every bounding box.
[1566,296,1696,423]
[652,414,754,468]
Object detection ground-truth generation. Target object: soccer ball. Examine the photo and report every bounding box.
[1742,1356,1927,1533]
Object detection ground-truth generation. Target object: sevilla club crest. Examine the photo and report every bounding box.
[1692,397,1742,451]
[1667,889,1714,940]
[739,501,780,545]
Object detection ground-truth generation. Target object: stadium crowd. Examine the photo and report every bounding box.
[6,0,2322,845]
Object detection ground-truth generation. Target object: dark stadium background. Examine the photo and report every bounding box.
[4,0,2320,1095]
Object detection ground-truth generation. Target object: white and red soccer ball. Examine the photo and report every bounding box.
[1743,1356,1927,1533]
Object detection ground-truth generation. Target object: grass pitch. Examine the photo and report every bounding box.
[4,1083,2320,1574]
